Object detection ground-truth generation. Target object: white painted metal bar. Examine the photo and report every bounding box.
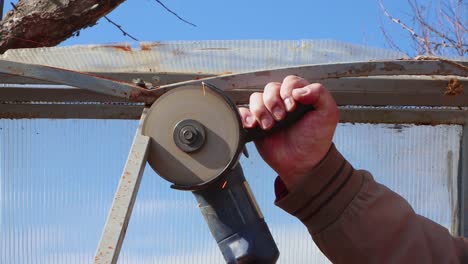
[94,108,150,264]
[460,124,468,237]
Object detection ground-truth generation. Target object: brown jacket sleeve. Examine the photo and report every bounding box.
[274,144,468,264]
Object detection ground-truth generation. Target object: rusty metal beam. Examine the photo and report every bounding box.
[1,75,467,107]
[1,103,466,125]
[0,103,144,119]
[1,60,467,105]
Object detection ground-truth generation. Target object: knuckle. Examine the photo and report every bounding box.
[249,93,266,114]
[249,92,263,103]
[264,82,281,92]
[251,105,266,116]
[250,92,263,99]
[263,89,279,102]
[283,75,300,83]
[283,75,309,87]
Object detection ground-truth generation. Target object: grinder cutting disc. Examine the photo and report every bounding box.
[142,84,242,188]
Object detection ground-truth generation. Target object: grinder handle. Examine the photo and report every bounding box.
[244,103,314,142]
[193,165,279,264]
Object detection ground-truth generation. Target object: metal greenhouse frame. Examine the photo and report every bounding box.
[0,41,467,263]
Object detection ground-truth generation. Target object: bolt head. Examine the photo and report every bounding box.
[183,130,194,140]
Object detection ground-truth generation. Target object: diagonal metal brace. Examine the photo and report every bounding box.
[0,59,155,102]
[94,108,150,264]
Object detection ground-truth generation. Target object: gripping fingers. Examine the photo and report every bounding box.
[238,107,257,128]
[250,92,274,130]
[263,82,286,121]
[280,75,309,112]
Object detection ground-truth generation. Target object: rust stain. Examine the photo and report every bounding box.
[326,64,378,79]
[444,78,464,96]
[254,71,271,77]
[129,88,159,104]
[220,72,233,75]
[0,112,40,119]
[140,42,164,51]
[101,44,132,52]
[6,66,24,76]
[383,62,405,71]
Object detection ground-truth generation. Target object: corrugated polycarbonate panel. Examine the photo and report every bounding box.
[1,40,407,74]
[334,124,462,234]
[0,120,462,263]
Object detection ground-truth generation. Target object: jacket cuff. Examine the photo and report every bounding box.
[274,144,363,234]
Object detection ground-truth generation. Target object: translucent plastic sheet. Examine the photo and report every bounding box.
[1,40,407,74]
[0,120,462,264]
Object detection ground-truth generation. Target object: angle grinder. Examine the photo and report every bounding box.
[142,82,313,263]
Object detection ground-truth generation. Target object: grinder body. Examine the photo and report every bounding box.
[193,164,279,263]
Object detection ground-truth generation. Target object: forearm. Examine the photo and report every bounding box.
[275,144,468,263]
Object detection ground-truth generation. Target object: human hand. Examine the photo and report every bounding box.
[238,76,339,190]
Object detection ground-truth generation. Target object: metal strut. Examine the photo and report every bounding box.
[94,108,150,264]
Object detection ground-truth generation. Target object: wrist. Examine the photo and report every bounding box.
[278,143,335,190]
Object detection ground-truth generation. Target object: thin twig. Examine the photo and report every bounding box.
[379,0,428,46]
[9,2,17,11]
[410,0,465,48]
[379,0,467,56]
[379,24,406,55]
[153,0,196,27]
[442,0,466,56]
[103,16,139,41]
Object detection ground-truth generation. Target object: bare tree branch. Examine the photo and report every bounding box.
[9,2,18,11]
[0,0,127,54]
[153,0,196,27]
[379,0,428,46]
[103,16,139,41]
[378,21,407,55]
[410,0,465,49]
[378,0,467,56]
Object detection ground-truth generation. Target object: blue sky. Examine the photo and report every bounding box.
[2,0,417,54]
